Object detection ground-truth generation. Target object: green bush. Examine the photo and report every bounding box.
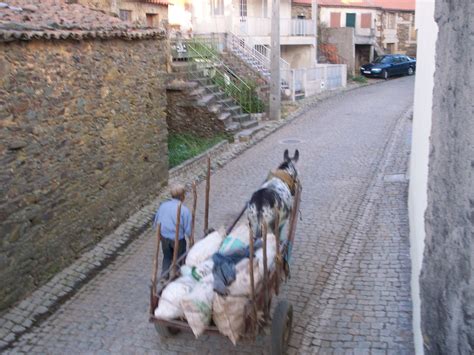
[168,133,226,168]
[352,75,368,83]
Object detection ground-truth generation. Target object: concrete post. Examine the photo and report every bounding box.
[312,0,318,64]
[270,0,281,120]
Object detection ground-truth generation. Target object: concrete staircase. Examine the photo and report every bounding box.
[225,33,293,97]
[171,62,259,134]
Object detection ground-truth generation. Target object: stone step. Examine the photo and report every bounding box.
[171,62,194,73]
[240,119,259,130]
[224,105,241,114]
[204,84,218,92]
[189,86,206,97]
[232,113,251,123]
[218,111,233,126]
[197,94,215,106]
[217,98,234,105]
[236,123,265,142]
[209,104,223,113]
[225,122,241,133]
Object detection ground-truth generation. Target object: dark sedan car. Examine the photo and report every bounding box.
[360,54,416,80]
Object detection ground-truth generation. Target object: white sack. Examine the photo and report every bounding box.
[212,294,248,345]
[219,223,250,255]
[186,228,224,267]
[154,276,197,320]
[181,279,214,337]
[255,233,277,276]
[227,257,262,297]
[191,259,214,281]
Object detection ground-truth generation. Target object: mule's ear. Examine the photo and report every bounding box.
[284,149,290,161]
[293,149,299,162]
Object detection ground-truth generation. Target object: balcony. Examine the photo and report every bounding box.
[234,18,315,37]
[193,16,315,37]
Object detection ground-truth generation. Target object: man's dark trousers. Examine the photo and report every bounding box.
[161,238,187,276]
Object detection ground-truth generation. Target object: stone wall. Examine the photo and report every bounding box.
[166,81,227,138]
[420,0,474,353]
[0,37,169,311]
[292,4,312,19]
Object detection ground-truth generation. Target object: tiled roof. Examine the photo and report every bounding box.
[0,0,165,42]
[294,0,415,11]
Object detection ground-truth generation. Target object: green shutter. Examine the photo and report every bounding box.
[346,13,356,28]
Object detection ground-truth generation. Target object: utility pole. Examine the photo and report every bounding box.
[270,0,281,120]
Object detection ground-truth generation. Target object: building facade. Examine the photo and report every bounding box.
[317,0,416,73]
[409,0,473,353]
[74,0,169,27]
[191,0,317,69]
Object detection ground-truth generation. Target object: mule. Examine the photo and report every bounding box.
[247,149,299,239]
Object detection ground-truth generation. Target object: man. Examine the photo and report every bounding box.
[153,184,192,276]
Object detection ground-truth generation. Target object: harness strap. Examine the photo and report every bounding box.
[268,169,297,195]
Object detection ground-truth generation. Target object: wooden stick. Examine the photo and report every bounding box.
[171,202,182,279]
[274,209,281,295]
[262,223,269,321]
[248,221,257,335]
[190,181,197,247]
[204,156,211,234]
[150,223,162,314]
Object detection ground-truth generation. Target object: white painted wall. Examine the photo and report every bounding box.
[408,0,438,354]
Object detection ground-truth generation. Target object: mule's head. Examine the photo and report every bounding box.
[279,149,300,179]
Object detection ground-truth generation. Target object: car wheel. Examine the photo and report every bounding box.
[382,69,389,80]
[408,67,414,75]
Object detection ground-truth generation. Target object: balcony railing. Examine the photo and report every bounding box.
[193,16,316,37]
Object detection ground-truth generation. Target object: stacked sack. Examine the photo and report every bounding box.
[154,224,278,344]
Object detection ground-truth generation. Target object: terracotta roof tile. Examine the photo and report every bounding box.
[0,0,166,42]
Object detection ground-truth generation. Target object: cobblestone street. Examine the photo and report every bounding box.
[7,76,415,354]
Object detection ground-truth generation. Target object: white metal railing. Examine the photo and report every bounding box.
[226,33,291,92]
[231,17,316,37]
[283,19,316,36]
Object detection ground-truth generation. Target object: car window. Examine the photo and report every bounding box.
[393,56,402,63]
[399,56,408,62]
[374,56,392,64]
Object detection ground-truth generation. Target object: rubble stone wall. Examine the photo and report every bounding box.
[292,4,312,19]
[0,37,169,311]
[166,82,227,138]
[420,0,474,353]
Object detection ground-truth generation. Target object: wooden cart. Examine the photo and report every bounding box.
[149,159,302,355]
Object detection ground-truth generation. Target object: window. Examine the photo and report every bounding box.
[386,43,395,53]
[361,13,372,28]
[387,13,396,29]
[330,12,341,28]
[240,0,247,18]
[146,13,158,27]
[211,0,224,16]
[345,13,356,28]
[119,9,132,22]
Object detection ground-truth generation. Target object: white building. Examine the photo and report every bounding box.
[191,0,317,69]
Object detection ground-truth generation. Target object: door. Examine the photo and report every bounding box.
[346,13,356,28]
[392,56,404,75]
[239,0,248,34]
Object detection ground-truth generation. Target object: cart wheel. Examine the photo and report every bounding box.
[154,323,180,338]
[271,300,293,355]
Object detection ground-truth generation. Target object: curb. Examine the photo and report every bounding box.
[0,78,384,350]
